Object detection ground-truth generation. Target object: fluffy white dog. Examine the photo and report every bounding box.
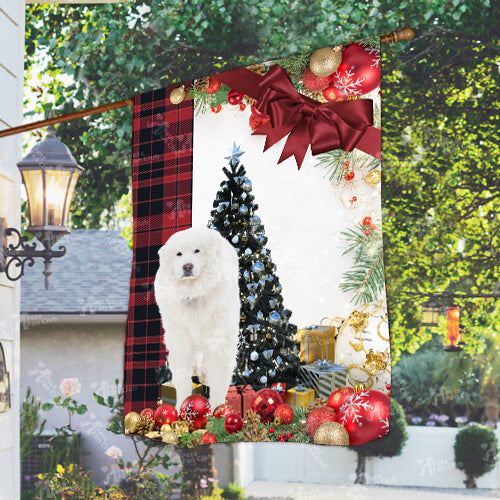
[154,227,240,408]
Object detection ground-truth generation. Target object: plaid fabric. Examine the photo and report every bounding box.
[124,84,194,414]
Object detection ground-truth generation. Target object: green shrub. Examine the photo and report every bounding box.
[222,482,247,499]
[454,423,498,488]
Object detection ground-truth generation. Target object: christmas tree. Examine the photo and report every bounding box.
[208,143,300,389]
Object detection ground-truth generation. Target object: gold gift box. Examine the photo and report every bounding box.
[160,382,204,405]
[285,386,315,407]
[296,323,337,363]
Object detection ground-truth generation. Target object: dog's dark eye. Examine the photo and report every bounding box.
[176,252,182,256]
[194,249,200,254]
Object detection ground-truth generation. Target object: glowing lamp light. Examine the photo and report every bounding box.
[444,306,461,351]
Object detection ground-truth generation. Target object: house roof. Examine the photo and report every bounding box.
[21,230,132,314]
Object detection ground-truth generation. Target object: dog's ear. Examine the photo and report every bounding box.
[157,242,169,263]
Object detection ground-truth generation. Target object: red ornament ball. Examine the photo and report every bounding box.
[285,432,292,439]
[338,390,390,446]
[239,103,247,111]
[206,77,221,94]
[386,384,391,390]
[201,432,218,444]
[179,395,211,430]
[331,43,380,97]
[278,434,285,441]
[344,171,355,181]
[387,392,391,397]
[269,427,275,433]
[327,386,354,412]
[224,413,244,434]
[274,403,294,425]
[212,404,234,420]
[322,84,347,102]
[302,66,331,91]
[227,88,244,105]
[362,216,373,227]
[251,388,283,423]
[154,403,178,427]
[305,407,337,439]
[140,408,154,420]
[211,105,222,114]
[365,229,371,236]
[249,113,270,132]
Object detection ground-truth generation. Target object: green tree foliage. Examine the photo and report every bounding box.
[454,423,498,488]
[24,2,498,360]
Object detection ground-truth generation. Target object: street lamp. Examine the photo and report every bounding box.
[420,299,440,327]
[0,125,83,289]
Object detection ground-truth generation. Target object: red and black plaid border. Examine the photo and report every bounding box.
[124,85,194,414]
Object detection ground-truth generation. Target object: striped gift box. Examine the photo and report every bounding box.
[298,361,347,399]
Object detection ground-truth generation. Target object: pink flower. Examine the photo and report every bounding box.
[105,445,123,460]
[59,378,81,398]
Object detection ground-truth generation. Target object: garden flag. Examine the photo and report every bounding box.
[124,38,391,447]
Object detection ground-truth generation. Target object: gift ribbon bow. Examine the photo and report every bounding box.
[216,64,381,169]
[295,384,307,392]
[315,359,334,372]
[250,65,373,168]
[273,383,285,392]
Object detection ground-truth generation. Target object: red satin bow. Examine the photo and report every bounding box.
[252,65,374,168]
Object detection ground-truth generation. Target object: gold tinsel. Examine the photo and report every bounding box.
[244,409,261,425]
[161,430,179,445]
[365,170,382,186]
[305,398,327,417]
[314,422,350,446]
[124,411,140,434]
[244,95,257,106]
[364,349,388,375]
[194,76,210,92]
[172,420,190,435]
[247,64,268,75]
[353,383,366,393]
[135,416,155,435]
[242,424,270,442]
[349,310,370,332]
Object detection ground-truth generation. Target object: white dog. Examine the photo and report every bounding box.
[154,227,240,408]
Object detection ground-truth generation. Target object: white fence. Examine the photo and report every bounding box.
[234,426,500,489]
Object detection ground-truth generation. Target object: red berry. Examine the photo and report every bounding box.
[371,224,377,230]
[302,66,331,91]
[239,103,247,111]
[278,434,284,440]
[269,427,274,433]
[387,392,391,397]
[365,229,370,236]
[352,196,357,202]
[285,432,292,439]
[344,171,355,181]
[344,161,350,167]
[211,105,222,113]
[206,77,221,94]
[386,384,391,390]
[362,216,373,227]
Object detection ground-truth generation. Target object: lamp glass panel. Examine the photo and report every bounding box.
[44,169,72,226]
[62,171,80,226]
[21,169,44,227]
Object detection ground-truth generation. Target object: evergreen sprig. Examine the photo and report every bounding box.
[188,83,231,115]
[357,35,381,49]
[274,50,312,85]
[339,224,385,305]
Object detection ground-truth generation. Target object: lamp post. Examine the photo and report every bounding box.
[0,125,83,289]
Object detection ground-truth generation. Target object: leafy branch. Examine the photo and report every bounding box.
[340,223,385,305]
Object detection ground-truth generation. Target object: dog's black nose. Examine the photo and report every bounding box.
[183,263,193,273]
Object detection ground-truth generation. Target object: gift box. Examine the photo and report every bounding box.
[271,382,286,395]
[226,385,255,415]
[160,382,208,405]
[285,385,315,407]
[299,360,347,399]
[296,320,337,363]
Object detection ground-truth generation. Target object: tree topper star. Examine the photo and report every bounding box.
[225,142,245,165]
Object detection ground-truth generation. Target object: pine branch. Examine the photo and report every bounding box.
[274,50,312,85]
[357,35,381,49]
[187,83,230,115]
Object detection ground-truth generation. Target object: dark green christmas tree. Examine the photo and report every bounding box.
[208,143,300,389]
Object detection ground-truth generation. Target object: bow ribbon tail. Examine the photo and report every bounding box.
[277,119,311,168]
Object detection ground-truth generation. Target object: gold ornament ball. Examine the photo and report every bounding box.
[170,86,185,105]
[162,430,179,445]
[192,428,208,438]
[124,411,140,434]
[314,422,350,446]
[365,170,382,186]
[309,47,342,77]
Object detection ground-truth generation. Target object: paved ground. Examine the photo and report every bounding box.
[245,481,500,500]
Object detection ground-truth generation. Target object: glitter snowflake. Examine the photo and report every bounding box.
[338,390,374,426]
[333,68,365,96]
[181,400,211,425]
[378,416,390,438]
[364,46,380,69]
